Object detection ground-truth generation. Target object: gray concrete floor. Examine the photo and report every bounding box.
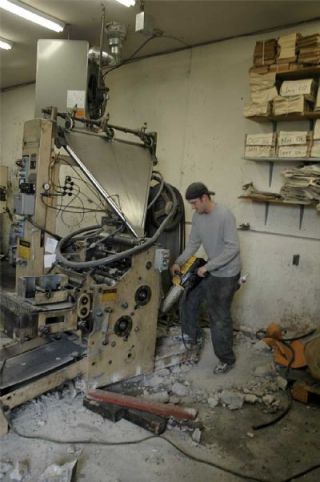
[0,331,319,482]
[0,265,319,481]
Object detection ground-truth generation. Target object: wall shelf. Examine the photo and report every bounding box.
[274,65,320,80]
[239,195,313,207]
[244,157,320,162]
[247,112,320,122]
[243,64,320,229]
[239,195,314,228]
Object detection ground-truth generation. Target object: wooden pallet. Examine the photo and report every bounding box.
[291,380,320,404]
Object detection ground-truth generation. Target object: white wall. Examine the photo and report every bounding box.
[1,20,320,329]
[106,21,320,328]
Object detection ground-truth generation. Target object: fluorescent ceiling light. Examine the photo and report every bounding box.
[0,0,65,32]
[0,36,13,49]
[115,0,135,7]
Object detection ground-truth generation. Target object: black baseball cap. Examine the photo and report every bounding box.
[185,182,215,200]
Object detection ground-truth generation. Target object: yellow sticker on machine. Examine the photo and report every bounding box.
[18,239,31,260]
[101,290,117,302]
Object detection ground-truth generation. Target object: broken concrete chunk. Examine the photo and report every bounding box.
[144,374,165,388]
[156,368,171,377]
[9,461,29,481]
[208,396,219,408]
[275,376,288,390]
[143,390,170,404]
[38,459,77,482]
[244,394,258,404]
[253,363,276,378]
[220,390,244,410]
[191,428,202,444]
[0,462,13,477]
[74,377,87,394]
[171,382,189,397]
[262,394,275,405]
[169,395,181,405]
[253,340,271,352]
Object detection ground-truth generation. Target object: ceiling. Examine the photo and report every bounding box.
[1,0,320,90]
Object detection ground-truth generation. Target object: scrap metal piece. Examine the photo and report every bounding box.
[0,336,85,393]
[87,389,198,421]
[83,397,167,434]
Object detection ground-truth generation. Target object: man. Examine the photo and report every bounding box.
[171,182,241,374]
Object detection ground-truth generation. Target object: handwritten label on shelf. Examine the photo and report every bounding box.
[245,145,275,158]
[246,133,275,146]
[278,145,309,158]
[278,131,310,146]
[280,79,315,98]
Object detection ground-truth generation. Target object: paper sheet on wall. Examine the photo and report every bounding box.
[67,90,86,109]
[45,236,58,254]
[44,254,56,268]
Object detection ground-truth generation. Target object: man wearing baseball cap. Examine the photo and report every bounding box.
[171,182,241,374]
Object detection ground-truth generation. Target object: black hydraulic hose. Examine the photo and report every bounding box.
[256,328,316,342]
[252,344,295,431]
[147,171,165,210]
[56,183,178,269]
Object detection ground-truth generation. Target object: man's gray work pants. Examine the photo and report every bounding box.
[180,273,240,365]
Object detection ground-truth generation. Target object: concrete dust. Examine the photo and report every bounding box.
[0,330,320,481]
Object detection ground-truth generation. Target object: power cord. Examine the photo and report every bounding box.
[6,412,320,482]
[252,343,295,431]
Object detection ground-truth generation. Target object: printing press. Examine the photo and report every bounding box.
[0,99,187,436]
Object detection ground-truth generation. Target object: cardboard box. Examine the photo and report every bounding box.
[277,145,309,158]
[313,119,320,139]
[246,133,276,146]
[311,140,320,157]
[251,87,278,103]
[245,145,275,158]
[244,102,271,117]
[279,79,316,102]
[277,131,310,146]
[272,95,309,115]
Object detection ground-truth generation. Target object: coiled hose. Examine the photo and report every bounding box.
[56,182,178,270]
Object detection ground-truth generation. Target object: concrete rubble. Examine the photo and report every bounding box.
[9,461,29,481]
[1,328,318,481]
[136,330,287,415]
[38,459,77,482]
[0,462,13,480]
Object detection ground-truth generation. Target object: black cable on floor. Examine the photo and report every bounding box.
[252,389,293,431]
[6,414,320,482]
[252,342,295,431]
[281,462,320,482]
[6,417,271,482]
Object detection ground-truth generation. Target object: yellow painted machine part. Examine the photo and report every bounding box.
[172,256,197,286]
